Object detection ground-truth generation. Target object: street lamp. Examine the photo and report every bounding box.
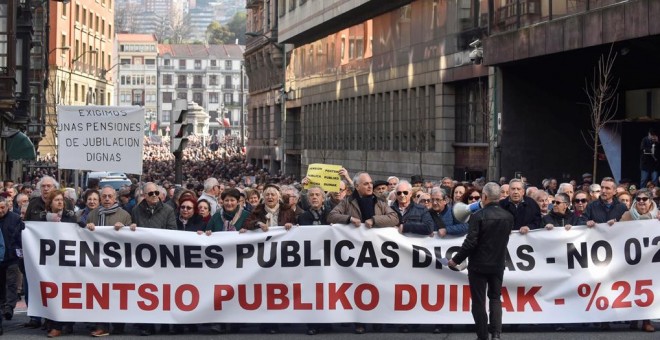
[245,31,287,174]
[48,46,70,55]
[69,49,97,104]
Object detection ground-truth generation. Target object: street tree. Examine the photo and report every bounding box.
[206,21,235,44]
[226,12,247,44]
[583,47,619,180]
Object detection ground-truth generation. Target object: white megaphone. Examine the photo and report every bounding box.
[452,201,482,223]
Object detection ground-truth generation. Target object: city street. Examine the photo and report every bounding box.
[5,300,657,339]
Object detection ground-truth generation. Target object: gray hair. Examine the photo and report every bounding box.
[430,186,447,198]
[101,185,118,199]
[204,177,220,191]
[555,193,570,204]
[558,183,573,194]
[590,183,601,192]
[509,178,524,187]
[353,172,369,186]
[281,185,299,198]
[37,176,59,190]
[482,182,500,201]
[395,180,412,191]
[63,188,77,201]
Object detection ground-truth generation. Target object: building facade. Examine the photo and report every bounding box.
[41,0,115,158]
[115,34,159,135]
[249,0,659,184]
[156,44,246,139]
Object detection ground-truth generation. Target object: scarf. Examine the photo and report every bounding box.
[221,206,244,231]
[98,203,120,226]
[79,207,91,224]
[310,206,325,225]
[629,201,659,220]
[264,204,280,227]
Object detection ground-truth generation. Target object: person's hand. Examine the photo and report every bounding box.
[350,217,361,227]
[447,259,457,268]
[239,228,247,234]
[586,220,596,228]
[564,224,572,231]
[339,168,349,180]
[284,223,293,231]
[398,225,403,233]
[113,223,123,231]
[438,229,447,238]
[607,219,616,226]
[196,230,204,235]
[301,177,310,186]
[86,223,96,231]
[259,222,269,232]
[544,223,554,230]
[365,218,374,229]
[129,223,137,231]
[519,226,530,234]
[205,230,212,236]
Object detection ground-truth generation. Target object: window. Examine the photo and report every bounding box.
[225,60,232,70]
[178,59,186,70]
[224,75,232,89]
[193,75,203,87]
[62,3,67,16]
[108,24,112,38]
[193,93,203,106]
[177,75,186,87]
[210,60,217,67]
[163,92,173,103]
[145,59,155,65]
[75,4,79,22]
[162,74,172,85]
[177,92,187,100]
[60,34,66,49]
[224,93,232,104]
[209,93,218,103]
[209,75,217,86]
[456,81,488,143]
[194,60,201,69]
[82,9,86,26]
[163,59,170,66]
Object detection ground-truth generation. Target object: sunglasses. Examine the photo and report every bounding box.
[396,191,409,196]
[635,196,649,202]
[552,201,565,205]
[180,205,194,210]
[146,191,159,197]
[468,195,480,201]
[419,199,431,204]
[574,198,588,204]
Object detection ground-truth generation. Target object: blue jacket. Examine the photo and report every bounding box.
[429,205,469,236]
[390,203,434,235]
[0,211,22,264]
[499,196,541,230]
[578,198,627,225]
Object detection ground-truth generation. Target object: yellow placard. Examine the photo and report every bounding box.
[305,163,342,193]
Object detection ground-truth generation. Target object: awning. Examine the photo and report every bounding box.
[5,131,36,161]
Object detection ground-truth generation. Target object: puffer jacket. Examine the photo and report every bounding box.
[390,203,434,235]
[327,192,398,227]
[131,200,176,229]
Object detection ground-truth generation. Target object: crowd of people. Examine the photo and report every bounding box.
[0,160,657,337]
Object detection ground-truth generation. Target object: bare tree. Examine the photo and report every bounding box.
[583,47,619,180]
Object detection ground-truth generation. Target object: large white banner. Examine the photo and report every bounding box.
[57,105,144,174]
[23,220,660,324]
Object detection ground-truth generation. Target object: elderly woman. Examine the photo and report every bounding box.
[572,190,589,218]
[543,193,578,230]
[203,189,250,234]
[76,189,99,224]
[617,192,632,210]
[197,199,212,225]
[176,197,205,232]
[619,189,657,333]
[244,184,296,233]
[42,189,77,338]
[452,184,466,203]
[244,189,260,212]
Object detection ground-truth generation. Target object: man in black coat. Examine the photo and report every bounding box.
[499,178,541,234]
[0,196,23,321]
[450,182,514,340]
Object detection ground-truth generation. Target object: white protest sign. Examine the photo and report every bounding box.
[22,220,660,324]
[57,105,144,174]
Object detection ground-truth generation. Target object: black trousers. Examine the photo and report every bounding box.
[468,270,504,340]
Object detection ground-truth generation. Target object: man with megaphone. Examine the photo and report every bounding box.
[448,182,514,340]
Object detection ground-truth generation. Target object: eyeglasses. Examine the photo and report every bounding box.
[468,195,480,201]
[180,205,194,210]
[146,191,159,197]
[101,194,114,199]
[635,196,649,202]
[574,198,588,204]
[552,201,566,205]
[396,191,409,196]
[431,198,445,202]
[419,199,431,204]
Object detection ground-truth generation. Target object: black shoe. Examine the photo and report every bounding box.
[433,326,441,334]
[23,319,41,328]
[372,324,383,332]
[491,332,501,339]
[2,311,11,321]
[139,329,152,336]
[399,325,409,333]
[307,328,318,335]
[354,326,365,334]
[62,324,73,334]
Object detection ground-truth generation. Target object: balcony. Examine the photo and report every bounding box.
[161,65,174,70]
[176,83,188,89]
[192,83,204,89]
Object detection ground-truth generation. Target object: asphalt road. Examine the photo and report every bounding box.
[5,300,657,339]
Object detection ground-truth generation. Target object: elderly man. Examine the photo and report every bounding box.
[199,177,221,215]
[298,186,329,225]
[449,182,513,340]
[428,187,468,237]
[499,184,510,200]
[579,177,627,228]
[12,193,28,215]
[24,175,58,222]
[0,196,23,323]
[327,172,398,334]
[589,183,602,201]
[557,183,574,202]
[387,176,399,193]
[324,179,350,211]
[84,186,132,337]
[390,181,433,236]
[499,179,541,234]
[373,180,389,201]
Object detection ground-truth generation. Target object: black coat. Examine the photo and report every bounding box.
[542,210,579,228]
[578,198,627,225]
[499,196,541,230]
[452,203,514,274]
[0,211,24,264]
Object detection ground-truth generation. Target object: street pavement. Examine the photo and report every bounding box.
[5,299,657,339]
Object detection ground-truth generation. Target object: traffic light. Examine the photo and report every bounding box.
[170,99,190,154]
